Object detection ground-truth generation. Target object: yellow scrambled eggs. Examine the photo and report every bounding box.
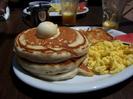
[88,40,133,74]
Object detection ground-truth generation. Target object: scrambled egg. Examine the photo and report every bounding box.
[88,40,133,74]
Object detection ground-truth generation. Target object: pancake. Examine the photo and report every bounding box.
[33,68,79,81]
[15,27,88,63]
[16,56,85,81]
[80,28,113,44]
[78,56,94,76]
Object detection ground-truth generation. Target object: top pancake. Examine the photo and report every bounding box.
[82,28,113,44]
[15,27,88,63]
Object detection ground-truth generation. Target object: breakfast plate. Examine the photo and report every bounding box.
[12,26,133,93]
[23,6,89,17]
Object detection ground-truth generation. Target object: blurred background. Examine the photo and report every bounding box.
[0,0,132,27]
[8,0,102,8]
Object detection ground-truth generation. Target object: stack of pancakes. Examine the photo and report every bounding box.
[14,27,88,81]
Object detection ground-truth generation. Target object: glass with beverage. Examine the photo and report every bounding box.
[60,0,79,26]
[102,0,124,30]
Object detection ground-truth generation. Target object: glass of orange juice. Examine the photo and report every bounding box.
[60,0,79,26]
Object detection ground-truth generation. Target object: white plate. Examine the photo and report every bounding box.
[12,26,133,93]
[23,7,89,17]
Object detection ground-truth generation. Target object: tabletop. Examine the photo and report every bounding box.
[0,6,133,99]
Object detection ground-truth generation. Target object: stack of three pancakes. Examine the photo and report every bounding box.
[14,24,88,81]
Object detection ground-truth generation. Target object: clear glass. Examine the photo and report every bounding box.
[60,0,79,26]
[102,0,124,29]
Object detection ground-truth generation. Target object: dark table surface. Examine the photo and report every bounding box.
[0,6,133,99]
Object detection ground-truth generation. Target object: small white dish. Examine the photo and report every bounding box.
[12,26,133,93]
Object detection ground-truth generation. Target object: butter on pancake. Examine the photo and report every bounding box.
[37,21,58,39]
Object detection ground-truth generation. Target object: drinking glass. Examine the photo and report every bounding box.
[102,0,125,29]
[60,0,79,26]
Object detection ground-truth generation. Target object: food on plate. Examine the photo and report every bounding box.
[78,28,113,76]
[49,2,86,13]
[79,56,94,76]
[87,40,133,75]
[14,21,88,81]
[83,28,113,44]
[79,28,133,76]
[14,23,133,81]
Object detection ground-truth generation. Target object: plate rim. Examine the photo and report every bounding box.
[13,64,133,93]
[12,26,133,93]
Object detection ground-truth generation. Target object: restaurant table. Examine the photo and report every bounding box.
[0,6,133,99]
